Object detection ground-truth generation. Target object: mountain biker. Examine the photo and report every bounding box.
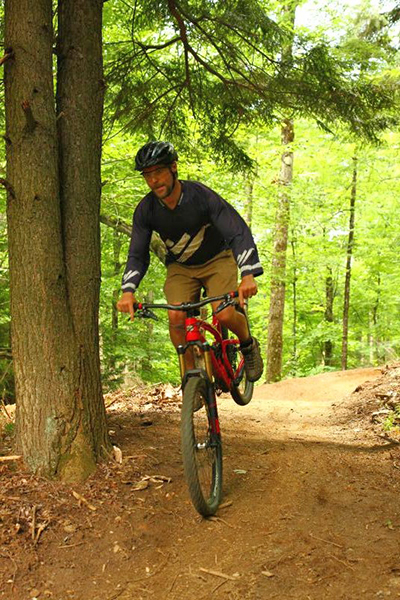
[117,141,264,382]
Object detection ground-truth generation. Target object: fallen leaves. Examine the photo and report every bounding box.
[14,504,50,546]
[72,490,97,511]
[261,570,275,578]
[132,474,172,491]
[104,383,181,414]
[199,567,240,581]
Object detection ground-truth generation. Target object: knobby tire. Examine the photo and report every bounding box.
[181,377,223,516]
[221,322,254,406]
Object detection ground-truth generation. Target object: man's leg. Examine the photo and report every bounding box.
[204,252,263,383]
[210,303,249,343]
[167,308,195,370]
[164,263,201,371]
[213,302,263,382]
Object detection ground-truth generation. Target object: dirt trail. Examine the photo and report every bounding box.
[2,366,400,600]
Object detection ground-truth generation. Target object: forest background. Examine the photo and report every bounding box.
[0,1,399,407]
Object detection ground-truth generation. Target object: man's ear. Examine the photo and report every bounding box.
[170,161,178,174]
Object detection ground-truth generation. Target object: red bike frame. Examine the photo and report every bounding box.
[134,291,245,392]
[183,312,245,393]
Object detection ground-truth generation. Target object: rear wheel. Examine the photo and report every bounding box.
[181,377,222,516]
[221,315,254,407]
[229,359,254,406]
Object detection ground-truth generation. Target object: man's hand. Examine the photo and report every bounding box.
[238,275,258,308]
[116,291,136,321]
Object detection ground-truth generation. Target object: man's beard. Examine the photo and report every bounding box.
[154,177,175,200]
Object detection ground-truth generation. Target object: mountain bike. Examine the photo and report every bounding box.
[134,291,254,516]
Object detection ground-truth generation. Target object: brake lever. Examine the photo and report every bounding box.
[213,297,236,315]
[136,308,159,321]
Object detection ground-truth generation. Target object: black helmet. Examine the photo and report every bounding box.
[135,141,178,171]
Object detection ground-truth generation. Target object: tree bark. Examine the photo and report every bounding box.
[290,237,298,373]
[244,161,257,229]
[266,2,297,383]
[324,267,334,366]
[341,155,357,371]
[4,0,110,480]
[110,229,122,371]
[369,274,381,363]
[5,0,80,476]
[266,118,294,382]
[55,0,110,480]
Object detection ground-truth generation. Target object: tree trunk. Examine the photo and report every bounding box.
[5,0,79,476]
[266,118,294,382]
[266,2,297,383]
[290,237,298,373]
[55,0,109,480]
[110,230,122,371]
[324,267,334,366]
[369,274,381,363]
[341,155,357,371]
[244,162,257,229]
[4,0,110,480]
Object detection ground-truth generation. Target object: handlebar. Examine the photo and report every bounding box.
[133,291,239,320]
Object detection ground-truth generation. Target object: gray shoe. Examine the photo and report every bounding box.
[241,337,263,382]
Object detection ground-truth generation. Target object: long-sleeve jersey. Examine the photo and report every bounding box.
[121,180,263,293]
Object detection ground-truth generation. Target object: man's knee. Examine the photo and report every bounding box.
[168,309,186,329]
[214,306,235,328]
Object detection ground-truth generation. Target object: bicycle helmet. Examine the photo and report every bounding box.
[134,141,178,171]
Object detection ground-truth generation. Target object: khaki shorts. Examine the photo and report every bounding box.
[164,250,238,303]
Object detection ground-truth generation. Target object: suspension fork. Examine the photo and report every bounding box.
[178,342,220,437]
[177,341,214,382]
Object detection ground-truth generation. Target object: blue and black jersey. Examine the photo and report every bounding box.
[121,180,263,293]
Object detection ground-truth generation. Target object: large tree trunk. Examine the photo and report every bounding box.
[341,155,357,370]
[266,118,294,382]
[4,0,79,476]
[4,0,110,480]
[56,0,109,480]
[266,2,297,383]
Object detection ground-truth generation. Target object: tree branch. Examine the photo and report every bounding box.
[0,51,14,66]
[167,0,231,87]
[100,214,166,264]
[0,178,15,198]
[136,37,181,51]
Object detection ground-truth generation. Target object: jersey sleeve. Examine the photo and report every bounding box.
[205,187,263,279]
[121,200,152,294]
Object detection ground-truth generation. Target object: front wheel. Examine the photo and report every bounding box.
[181,377,223,516]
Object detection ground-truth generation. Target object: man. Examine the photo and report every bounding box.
[117,141,263,382]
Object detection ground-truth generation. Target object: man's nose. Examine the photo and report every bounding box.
[146,171,160,183]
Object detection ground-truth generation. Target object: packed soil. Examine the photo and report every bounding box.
[2,363,400,600]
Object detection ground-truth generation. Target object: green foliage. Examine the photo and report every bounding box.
[1,0,400,392]
[4,421,14,436]
[383,405,400,432]
[102,0,397,172]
